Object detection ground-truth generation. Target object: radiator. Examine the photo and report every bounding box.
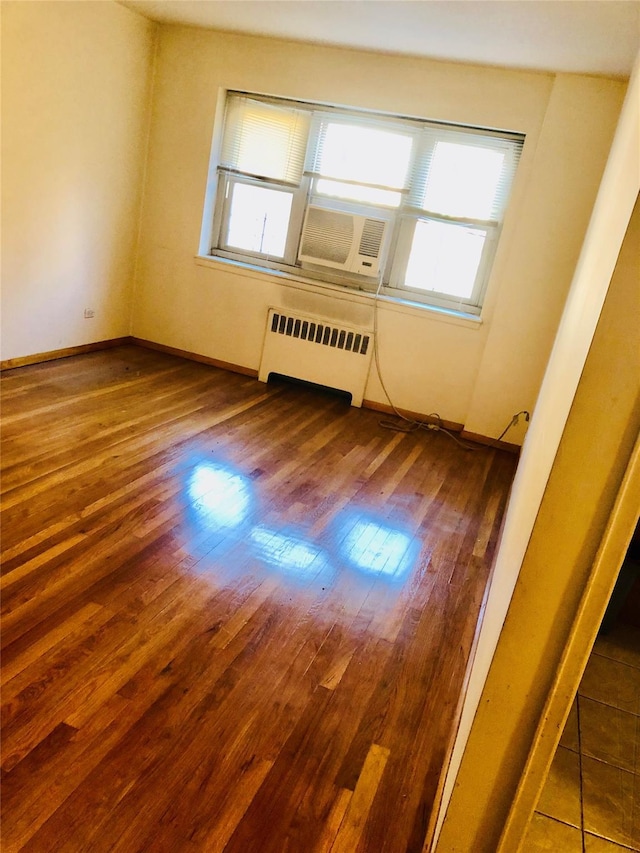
[258,308,374,407]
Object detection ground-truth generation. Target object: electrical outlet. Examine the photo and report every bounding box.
[83,309,95,319]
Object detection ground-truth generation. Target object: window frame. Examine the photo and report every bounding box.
[384,215,500,313]
[213,172,310,266]
[207,91,524,316]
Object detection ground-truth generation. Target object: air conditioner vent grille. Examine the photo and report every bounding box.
[299,208,353,264]
[359,219,386,258]
[270,312,370,355]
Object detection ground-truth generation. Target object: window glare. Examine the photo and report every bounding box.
[315,178,402,208]
[405,220,485,299]
[423,143,504,220]
[318,123,413,189]
[227,184,292,257]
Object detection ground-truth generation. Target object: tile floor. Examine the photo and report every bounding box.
[523,620,640,852]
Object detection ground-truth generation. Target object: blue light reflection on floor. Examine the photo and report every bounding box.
[187,462,253,529]
[338,513,418,580]
[185,460,418,584]
[249,525,329,578]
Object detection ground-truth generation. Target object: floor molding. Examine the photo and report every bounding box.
[362,399,463,435]
[0,338,132,371]
[131,337,259,378]
[460,429,520,454]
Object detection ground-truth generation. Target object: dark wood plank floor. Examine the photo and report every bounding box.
[1,346,517,853]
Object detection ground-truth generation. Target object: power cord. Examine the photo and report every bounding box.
[371,281,479,450]
[496,410,530,442]
[371,280,530,451]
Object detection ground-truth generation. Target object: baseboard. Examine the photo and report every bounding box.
[0,337,133,371]
[362,399,464,434]
[460,429,520,454]
[363,402,521,453]
[130,338,259,378]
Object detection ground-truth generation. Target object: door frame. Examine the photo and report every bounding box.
[499,431,640,851]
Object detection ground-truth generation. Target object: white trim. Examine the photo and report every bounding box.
[501,434,640,852]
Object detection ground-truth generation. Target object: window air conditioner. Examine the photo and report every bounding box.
[298,205,388,277]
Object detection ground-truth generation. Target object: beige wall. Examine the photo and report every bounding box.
[1,1,156,362]
[131,25,625,441]
[463,73,631,438]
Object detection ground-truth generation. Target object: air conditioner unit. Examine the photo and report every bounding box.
[298,205,388,278]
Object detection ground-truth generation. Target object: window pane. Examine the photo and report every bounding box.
[315,122,413,190]
[422,142,504,220]
[227,184,293,257]
[315,178,402,208]
[404,220,485,299]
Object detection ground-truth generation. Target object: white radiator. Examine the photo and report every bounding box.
[258,308,374,407]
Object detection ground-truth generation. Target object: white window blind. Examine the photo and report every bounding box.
[220,95,310,185]
[408,129,523,222]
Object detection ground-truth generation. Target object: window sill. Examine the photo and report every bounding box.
[194,254,484,329]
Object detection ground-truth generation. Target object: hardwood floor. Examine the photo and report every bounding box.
[1,346,517,852]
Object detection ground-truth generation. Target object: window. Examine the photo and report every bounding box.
[208,92,524,316]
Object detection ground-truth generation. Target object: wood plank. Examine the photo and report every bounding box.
[330,743,390,853]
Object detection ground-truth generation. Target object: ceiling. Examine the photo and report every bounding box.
[119,0,640,78]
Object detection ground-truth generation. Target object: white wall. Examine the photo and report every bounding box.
[131,26,625,441]
[1,1,156,362]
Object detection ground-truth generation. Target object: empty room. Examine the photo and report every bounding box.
[2,2,639,851]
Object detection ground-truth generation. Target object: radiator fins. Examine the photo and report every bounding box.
[270,312,370,355]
